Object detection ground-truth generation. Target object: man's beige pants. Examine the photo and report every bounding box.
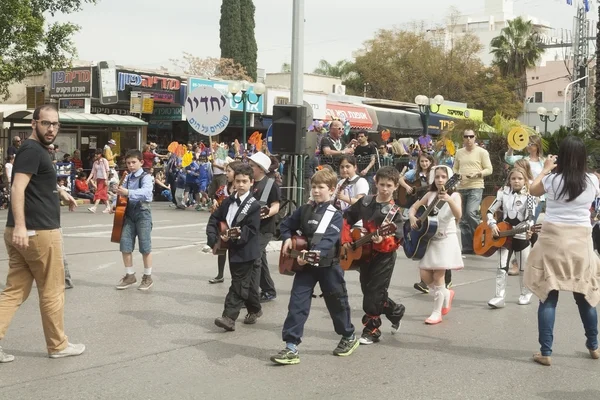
[0,228,68,353]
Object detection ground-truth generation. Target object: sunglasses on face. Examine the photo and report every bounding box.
[464,135,475,139]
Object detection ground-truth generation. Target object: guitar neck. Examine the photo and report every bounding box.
[419,196,440,223]
[497,226,529,237]
[354,229,385,248]
[288,249,304,258]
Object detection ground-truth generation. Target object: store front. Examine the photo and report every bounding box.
[324,102,375,131]
[2,110,147,170]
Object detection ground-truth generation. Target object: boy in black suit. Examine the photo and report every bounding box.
[207,164,262,331]
[270,169,358,365]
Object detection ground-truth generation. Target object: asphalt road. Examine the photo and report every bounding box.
[0,204,598,400]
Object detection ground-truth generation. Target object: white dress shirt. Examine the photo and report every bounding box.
[226,191,251,227]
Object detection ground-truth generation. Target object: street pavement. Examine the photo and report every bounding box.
[0,203,599,400]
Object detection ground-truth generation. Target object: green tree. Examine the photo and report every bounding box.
[490,17,544,102]
[171,53,251,81]
[0,0,97,100]
[239,0,257,81]
[281,62,291,72]
[313,59,354,79]
[219,0,242,61]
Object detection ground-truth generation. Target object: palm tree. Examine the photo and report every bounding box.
[313,59,353,79]
[281,62,291,72]
[490,17,544,102]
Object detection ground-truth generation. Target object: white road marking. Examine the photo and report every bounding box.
[62,223,207,238]
[62,220,173,230]
[95,262,117,270]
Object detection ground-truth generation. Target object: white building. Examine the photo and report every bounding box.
[430,0,565,66]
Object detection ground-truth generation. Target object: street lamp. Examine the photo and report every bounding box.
[228,80,266,148]
[415,94,444,135]
[537,106,560,134]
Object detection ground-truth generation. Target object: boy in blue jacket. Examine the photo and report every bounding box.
[270,169,358,365]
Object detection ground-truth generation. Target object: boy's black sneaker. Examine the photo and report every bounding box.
[358,332,380,345]
[270,348,300,365]
[333,335,359,356]
[260,292,276,302]
[414,280,429,294]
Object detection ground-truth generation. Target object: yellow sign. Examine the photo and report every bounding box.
[142,93,154,114]
[507,127,529,151]
[437,105,483,121]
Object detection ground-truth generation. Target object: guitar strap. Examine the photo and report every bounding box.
[258,178,274,205]
[432,200,447,216]
[312,204,337,246]
[382,204,400,225]
[526,194,535,222]
[233,196,256,226]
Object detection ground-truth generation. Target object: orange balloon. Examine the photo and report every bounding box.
[174,144,185,157]
[167,141,178,153]
[381,129,390,142]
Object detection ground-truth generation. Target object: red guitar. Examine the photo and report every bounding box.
[340,223,398,270]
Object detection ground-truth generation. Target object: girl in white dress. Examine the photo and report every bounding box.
[408,165,463,324]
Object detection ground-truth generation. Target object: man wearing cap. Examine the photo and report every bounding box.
[249,151,281,302]
[104,139,117,172]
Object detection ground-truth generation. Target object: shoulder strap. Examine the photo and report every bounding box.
[361,195,375,207]
[233,196,256,226]
[138,172,147,189]
[312,204,337,246]
[259,178,275,205]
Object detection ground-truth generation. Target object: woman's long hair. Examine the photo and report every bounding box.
[553,135,588,202]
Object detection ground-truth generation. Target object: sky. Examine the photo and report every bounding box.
[51,0,594,74]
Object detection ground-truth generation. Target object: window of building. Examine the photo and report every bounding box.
[534,92,543,103]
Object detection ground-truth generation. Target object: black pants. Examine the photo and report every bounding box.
[168,175,177,205]
[359,251,405,338]
[256,232,276,296]
[282,264,354,345]
[223,261,261,320]
[216,254,226,279]
[593,225,600,251]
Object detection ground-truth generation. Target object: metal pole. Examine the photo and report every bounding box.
[563,75,588,126]
[242,94,247,151]
[290,0,304,105]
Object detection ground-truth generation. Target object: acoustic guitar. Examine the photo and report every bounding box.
[212,221,242,255]
[473,221,542,257]
[402,174,461,260]
[339,223,397,270]
[278,236,321,275]
[396,184,429,208]
[110,171,129,243]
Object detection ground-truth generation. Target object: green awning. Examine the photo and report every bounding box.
[2,110,147,126]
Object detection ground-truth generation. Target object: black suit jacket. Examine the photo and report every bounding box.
[206,194,261,263]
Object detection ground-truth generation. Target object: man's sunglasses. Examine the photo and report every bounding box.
[463,135,475,139]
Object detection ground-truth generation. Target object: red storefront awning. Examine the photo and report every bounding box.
[325,102,373,129]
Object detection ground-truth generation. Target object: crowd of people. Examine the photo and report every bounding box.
[0,106,599,369]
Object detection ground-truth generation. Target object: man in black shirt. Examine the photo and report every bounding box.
[6,136,21,157]
[0,105,85,363]
[353,131,378,191]
[319,120,355,157]
[249,152,281,302]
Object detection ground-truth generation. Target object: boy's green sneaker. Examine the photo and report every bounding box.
[270,348,300,365]
[333,335,359,356]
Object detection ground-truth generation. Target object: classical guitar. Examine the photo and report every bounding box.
[402,174,461,260]
[278,235,321,276]
[339,223,397,270]
[473,221,542,257]
[396,184,429,208]
[110,171,129,243]
[212,221,242,255]
[333,178,354,210]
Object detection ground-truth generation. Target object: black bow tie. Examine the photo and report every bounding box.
[235,197,242,206]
